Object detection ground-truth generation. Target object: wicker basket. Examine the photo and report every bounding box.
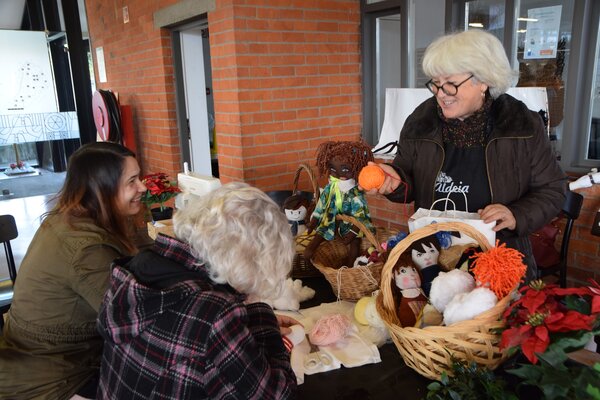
[311,214,395,301]
[376,221,511,381]
[288,163,321,279]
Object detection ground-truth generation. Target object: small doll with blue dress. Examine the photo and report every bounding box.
[303,140,375,267]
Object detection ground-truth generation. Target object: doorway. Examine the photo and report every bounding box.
[173,21,217,177]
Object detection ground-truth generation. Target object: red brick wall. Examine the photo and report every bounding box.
[208,1,362,188]
[85,0,181,176]
[567,184,600,286]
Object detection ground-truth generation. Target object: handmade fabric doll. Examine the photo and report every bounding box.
[391,253,427,328]
[409,235,442,297]
[282,194,309,236]
[303,140,375,267]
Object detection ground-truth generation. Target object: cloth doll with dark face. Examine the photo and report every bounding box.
[303,140,375,267]
[410,235,442,297]
[391,252,428,328]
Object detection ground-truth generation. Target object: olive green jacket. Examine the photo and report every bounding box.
[0,213,128,400]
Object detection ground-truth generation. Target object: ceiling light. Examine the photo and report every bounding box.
[518,17,538,22]
[469,23,484,28]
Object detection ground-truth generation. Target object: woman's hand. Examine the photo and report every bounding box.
[478,204,516,231]
[276,314,302,335]
[359,162,401,195]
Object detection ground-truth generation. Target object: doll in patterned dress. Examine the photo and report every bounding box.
[303,140,375,267]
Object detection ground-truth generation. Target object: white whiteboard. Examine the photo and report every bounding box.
[0,30,58,115]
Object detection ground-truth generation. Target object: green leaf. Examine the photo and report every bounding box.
[564,295,591,314]
[546,331,595,356]
[507,364,543,382]
[587,384,600,400]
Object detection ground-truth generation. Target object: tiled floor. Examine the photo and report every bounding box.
[0,194,54,279]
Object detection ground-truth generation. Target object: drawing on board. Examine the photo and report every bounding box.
[0,112,80,145]
[0,30,59,115]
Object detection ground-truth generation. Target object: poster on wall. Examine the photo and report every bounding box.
[0,30,59,115]
[523,5,562,60]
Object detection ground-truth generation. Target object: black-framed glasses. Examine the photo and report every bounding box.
[425,75,474,96]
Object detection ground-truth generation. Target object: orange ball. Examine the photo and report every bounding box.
[358,164,385,190]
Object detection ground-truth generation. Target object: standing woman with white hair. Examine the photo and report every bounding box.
[363,30,567,282]
[96,182,299,400]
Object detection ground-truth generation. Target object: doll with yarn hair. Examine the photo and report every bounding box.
[409,235,442,297]
[391,252,428,328]
[304,140,375,267]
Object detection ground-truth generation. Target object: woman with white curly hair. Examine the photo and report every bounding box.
[364,29,567,282]
[96,182,299,399]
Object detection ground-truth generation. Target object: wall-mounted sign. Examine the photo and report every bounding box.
[524,5,562,60]
[96,47,107,83]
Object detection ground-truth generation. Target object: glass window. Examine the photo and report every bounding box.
[588,26,600,160]
[514,1,574,161]
[465,0,505,41]
[375,14,401,139]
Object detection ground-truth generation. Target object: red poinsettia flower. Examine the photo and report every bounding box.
[141,172,181,211]
[500,280,600,364]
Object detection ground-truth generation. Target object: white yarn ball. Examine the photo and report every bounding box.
[429,269,475,313]
[443,287,498,326]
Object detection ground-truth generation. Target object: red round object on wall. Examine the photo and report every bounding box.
[92,90,110,141]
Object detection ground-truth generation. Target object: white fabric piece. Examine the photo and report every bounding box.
[319,329,381,368]
[335,177,357,193]
[374,87,549,157]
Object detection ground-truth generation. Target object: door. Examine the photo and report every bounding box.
[177,24,215,176]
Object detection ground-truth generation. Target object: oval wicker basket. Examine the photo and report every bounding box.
[311,214,394,301]
[376,221,512,381]
[289,163,322,278]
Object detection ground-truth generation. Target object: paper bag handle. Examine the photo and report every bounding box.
[429,191,470,216]
[428,198,457,217]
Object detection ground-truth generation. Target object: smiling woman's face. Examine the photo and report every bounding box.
[431,73,488,120]
[115,156,146,217]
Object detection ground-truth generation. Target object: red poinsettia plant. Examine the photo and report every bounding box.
[498,280,600,399]
[140,172,181,211]
[501,279,600,364]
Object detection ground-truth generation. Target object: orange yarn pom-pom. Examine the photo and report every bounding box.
[470,241,526,299]
[358,164,385,190]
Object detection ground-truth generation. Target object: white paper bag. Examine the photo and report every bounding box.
[408,197,496,248]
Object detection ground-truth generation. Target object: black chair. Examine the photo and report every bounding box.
[536,191,584,287]
[0,215,19,331]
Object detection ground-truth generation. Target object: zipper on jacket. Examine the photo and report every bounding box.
[484,134,533,203]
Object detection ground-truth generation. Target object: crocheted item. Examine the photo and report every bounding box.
[438,96,492,148]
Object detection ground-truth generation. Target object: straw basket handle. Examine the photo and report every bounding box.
[335,214,382,253]
[292,163,319,202]
[378,221,492,318]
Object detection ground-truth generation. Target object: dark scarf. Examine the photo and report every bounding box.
[288,219,305,236]
[438,95,493,148]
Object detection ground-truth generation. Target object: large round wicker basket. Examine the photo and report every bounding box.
[311,214,396,301]
[376,221,512,381]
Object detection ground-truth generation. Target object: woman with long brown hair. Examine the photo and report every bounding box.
[0,141,146,400]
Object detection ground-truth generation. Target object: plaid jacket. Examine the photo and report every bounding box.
[97,234,296,399]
